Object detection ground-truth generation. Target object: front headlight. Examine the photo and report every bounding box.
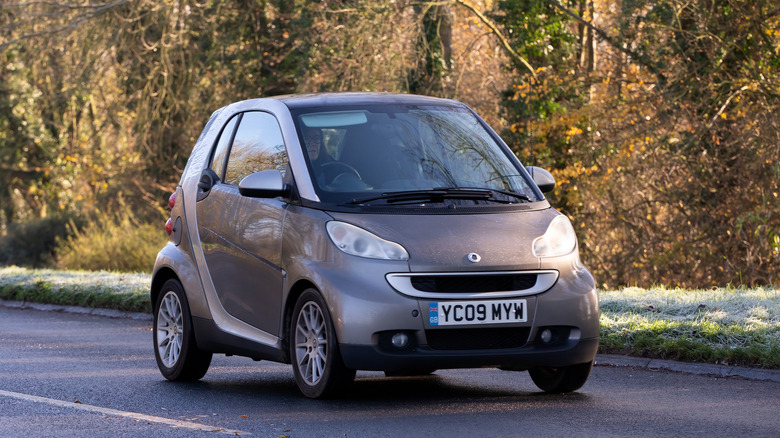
[532,215,577,257]
[326,221,409,260]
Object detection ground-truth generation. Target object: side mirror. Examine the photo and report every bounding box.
[238,170,289,198]
[526,166,556,193]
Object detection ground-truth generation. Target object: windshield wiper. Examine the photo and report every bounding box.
[348,188,529,205]
[486,188,532,202]
[349,189,485,205]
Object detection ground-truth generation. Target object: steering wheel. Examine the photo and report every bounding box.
[321,161,362,181]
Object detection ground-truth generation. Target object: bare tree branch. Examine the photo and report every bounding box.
[0,0,131,52]
[1,1,117,9]
[542,0,665,85]
[447,0,537,80]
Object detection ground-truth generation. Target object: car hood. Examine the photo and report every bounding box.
[328,208,559,272]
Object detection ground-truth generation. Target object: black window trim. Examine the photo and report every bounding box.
[208,112,243,182]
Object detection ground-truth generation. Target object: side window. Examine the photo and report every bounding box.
[224,112,287,185]
[210,115,240,180]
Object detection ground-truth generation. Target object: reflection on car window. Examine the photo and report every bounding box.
[294,105,537,203]
[225,112,288,186]
[210,115,239,180]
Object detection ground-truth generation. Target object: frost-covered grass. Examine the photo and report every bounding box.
[0,266,150,313]
[1,267,778,368]
[599,287,780,368]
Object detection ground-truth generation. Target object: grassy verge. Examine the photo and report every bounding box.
[600,287,780,369]
[0,266,150,313]
[2,266,778,369]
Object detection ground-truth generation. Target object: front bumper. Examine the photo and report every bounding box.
[334,267,599,371]
[304,245,599,372]
[340,335,599,371]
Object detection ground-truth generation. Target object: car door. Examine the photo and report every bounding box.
[195,111,288,336]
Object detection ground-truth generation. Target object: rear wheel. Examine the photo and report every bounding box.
[528,361,593,393]
[153,279,212,381]
[290,289,355,398]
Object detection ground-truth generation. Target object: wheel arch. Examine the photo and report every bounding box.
[150,266,180,312]
[281,279,319,363]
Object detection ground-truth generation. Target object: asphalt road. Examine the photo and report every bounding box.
[1,306,779,437]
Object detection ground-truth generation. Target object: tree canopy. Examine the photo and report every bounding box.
[1,0,778,287]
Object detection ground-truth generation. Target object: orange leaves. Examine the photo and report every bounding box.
[565,126,583,141]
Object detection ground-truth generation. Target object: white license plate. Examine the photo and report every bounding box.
[428,299,527,326]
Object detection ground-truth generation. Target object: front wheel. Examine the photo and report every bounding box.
[528,361,593,393]
[153,279,212,381]
[290,289,355,398]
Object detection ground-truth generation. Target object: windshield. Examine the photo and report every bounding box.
[292,104,540,206]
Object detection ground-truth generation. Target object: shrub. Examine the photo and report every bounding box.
[0,214,82,268]
[55,209,166,273]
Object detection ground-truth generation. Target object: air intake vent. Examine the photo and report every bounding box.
[425,327,530,350]
[411,274,537,293]
[386,270,559,299]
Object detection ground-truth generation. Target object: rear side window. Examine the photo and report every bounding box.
[210,115,239,180]
[224,112,288,185]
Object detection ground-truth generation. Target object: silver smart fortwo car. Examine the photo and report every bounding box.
[151,93,599,398]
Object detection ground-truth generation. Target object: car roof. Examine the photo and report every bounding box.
[271,92,462,109]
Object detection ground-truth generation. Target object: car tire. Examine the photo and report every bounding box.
[153,279,212,381]
[290,289,356,399]
[528,361,593,393]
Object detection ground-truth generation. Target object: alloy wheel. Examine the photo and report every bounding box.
[294,301,328,385]
[156,291,183,368]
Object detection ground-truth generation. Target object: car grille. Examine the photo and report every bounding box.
[411,273,537,293]
[425,327,531,350]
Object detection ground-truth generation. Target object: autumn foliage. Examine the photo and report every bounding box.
[0,0,778,286]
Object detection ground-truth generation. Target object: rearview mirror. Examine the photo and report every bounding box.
[238,170,289,198]
[526,166,555,193]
